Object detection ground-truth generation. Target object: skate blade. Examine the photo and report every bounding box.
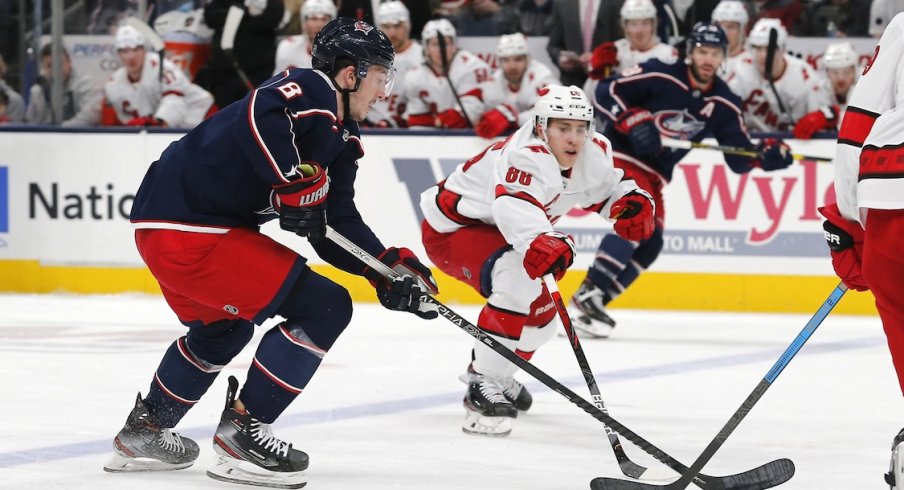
[461,410,513,437]
[207,455,307,489]
[103,453,193,473]
[566,310,613,339]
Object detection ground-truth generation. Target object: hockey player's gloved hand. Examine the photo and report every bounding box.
[523,232,575,281]
[475,104,517,138]
[793,105,839,139]
[589,42,618,79]
[126,116,165,127]
[818,202,869,291]
[610,191,655,241]
[274,162,328,243]
[365,247,440,319]
[615,108,661,158]
[436,109,469,129]
[755,138,793,171]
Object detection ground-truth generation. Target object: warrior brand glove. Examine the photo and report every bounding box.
[523,232,575,280]
[365,247,440,319]
[274,162,328,243]
[793,105,839,139]
[611,191,655,241]
[615,108,661,158]
[589,41,618,79]
[436,109,469,129]
[755,137,793,171]
[818,202,869,291]
[475,104,517,139]
[126,116,165,127]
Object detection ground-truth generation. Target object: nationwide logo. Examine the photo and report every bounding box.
[0,166,7,247]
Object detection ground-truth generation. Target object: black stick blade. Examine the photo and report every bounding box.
[589,458,795,490]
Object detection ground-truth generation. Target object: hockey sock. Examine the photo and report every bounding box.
[608,226,664,301]
[587,234,637,295]
[472,303,527,379]
[517,320,557,361]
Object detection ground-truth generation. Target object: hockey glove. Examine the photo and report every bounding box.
[274,162,329,243]
[589,42,618,80]
[126,116,165,127]
[436,109,469,129]
[754,138,793,171]
[793,105,839,139]
[611,191,655,241]
[818,202,869,291]
[615,108,661,159]
[523,232,575,281]
[365,247,439,319]
[475,104,517,139]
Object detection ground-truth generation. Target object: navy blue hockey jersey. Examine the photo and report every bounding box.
[130,69,384,273]
[594,59,756,181]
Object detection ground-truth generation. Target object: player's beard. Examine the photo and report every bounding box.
[690,62,716,85]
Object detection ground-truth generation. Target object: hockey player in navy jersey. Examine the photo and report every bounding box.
[104,18,438,488]
[568,23,794,337]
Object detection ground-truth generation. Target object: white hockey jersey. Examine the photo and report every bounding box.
[835,13,904,225]
[404,49,491,127]
[482,59,557,126]
[584,39,677,105]
[273,35,313,75]
[419,122,645,254]
[722,48,749,83]
[104,52,214,129]
[728,54,832,132]
[365,40,423,127]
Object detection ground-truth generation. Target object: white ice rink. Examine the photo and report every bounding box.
[0,292,899,490]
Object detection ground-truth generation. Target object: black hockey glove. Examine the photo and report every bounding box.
[615,108,662,159]
[755,138,793,171]
[274,163,328,243]
[365,247,439,320]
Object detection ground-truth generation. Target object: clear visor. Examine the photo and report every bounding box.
[369,65,397,96]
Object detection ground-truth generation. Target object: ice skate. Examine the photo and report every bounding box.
[208,376,309,489]
[566,281,616,338]
[458,363,532,411]
[886,428,904,488]
[103,392,200,473]
[462,375,518,437]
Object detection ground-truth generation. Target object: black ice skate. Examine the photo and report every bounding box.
[103,392,200,473]
[885,427,904,488]
[208,376,309,489]
[566,280,616,338]
[462,375,518,437]
[459,362,532,412]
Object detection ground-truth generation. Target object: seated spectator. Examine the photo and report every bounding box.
[454,0,520,36]
[476,33,557,138]
[103,25,215,129]
[797,0,870,37]
[404,19,491,129]
[273,0,335,73]
[869,0,904,37]
[518,0,553,36]
[750,0,803,32]
[25,44,102,127]
[793,41,859,139]
[711,0,750,81]
[364,1,422,128]
[0,54,25,123]
[728,18,830,132]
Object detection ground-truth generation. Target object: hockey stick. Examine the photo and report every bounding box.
[542,274,674,482]
[123,17,165,85]
[221,5,255,90]
[435,32,472,128]
[661,138,832,162]
[764,28,791,129]
[590,282,847,490]
[324,225,794,490]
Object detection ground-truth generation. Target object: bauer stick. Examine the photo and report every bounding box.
[221,5,255,90]
[661,138,833,162]
[435,32,472,128]
[591,282,847,490]
[324,225,794,490]
[542,274,674,481]
[123,17,165,85]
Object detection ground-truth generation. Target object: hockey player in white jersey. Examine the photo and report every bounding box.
[814,13,904,489]
[794,41,860,139]
[272,0,336,73]
[404,18,491,128]
[475,33,557,139]
[104,25,214,128]
[419,85,654,436]
[711,0,750,81]
[728,18,831,132]
[364,1,422,127]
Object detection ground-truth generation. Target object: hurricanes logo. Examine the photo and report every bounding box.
[655,110,706,139]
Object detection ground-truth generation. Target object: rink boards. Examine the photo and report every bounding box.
[0,129,876,314]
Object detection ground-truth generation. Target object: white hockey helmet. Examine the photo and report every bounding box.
[496,33,529,59]
[620,0,657,22]
[534,85,595,138]
[376,1,410,25]
[301,0,337,19]
[711,0,749,27]
[115,24,146,50]
[823,41,858,69]
[421,18,456,42]
[748,18,787,48]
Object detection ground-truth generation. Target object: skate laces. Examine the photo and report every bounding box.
[157,429,187,453]
[499,377,524,399]
[250,421,290,457]
[478,378,509,404]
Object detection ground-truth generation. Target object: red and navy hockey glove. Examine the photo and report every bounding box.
[126,116,165,127]
[523,232,575,280]
[365,247,440,319]
[793,105,839,139]
[817,202,869,291]
[436,109,469,129]
[611,191,655,241]
[615,108,661,159]
[475,104,517,139]
[589,41,618,80]
[754,138,793,171]
[274,162,329,243]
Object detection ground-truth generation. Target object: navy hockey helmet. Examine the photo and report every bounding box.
[686,22,728,55]
[312,17,395,83]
